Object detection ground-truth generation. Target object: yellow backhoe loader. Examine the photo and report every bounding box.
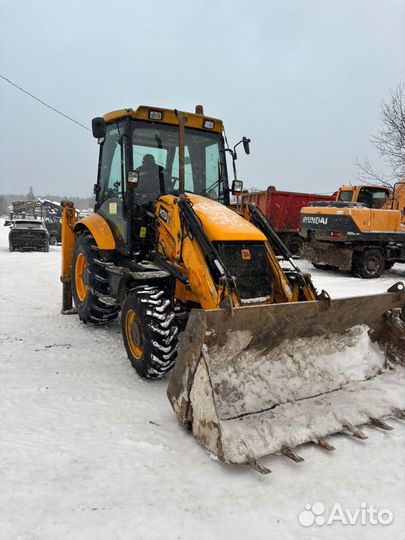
[61,105,405,473]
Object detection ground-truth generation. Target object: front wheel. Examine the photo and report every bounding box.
[352,249,384,279]
[121,286,179,379]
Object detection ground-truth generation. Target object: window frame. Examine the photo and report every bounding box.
[95,120,128,209]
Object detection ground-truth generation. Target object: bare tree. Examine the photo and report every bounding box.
[357,84,405,186]
[27,185,35,201]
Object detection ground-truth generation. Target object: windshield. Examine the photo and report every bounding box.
[131,121,228,204]
[358,187,389,208]
[13,221,44,229]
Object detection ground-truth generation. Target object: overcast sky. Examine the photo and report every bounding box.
[0,0,404,197]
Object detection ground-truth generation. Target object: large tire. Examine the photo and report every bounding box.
[121,285,179,379]
[285,235,304,256]
[9,241,14,252]
[49,234,57,246]
[43,240,50,252]
[352,249,384,279]
[71,231,119,324]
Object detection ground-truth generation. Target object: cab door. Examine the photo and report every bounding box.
[95,121,128,245]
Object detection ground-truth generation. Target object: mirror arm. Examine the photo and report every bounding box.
[224,148,238,181]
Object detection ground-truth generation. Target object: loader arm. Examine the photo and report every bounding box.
[243,204,318,301]
[177,196,236,304]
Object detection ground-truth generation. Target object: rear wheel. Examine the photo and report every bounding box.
[121,285,179,379]
[43,240,50,252]
[9,241,14,252]
[71,231,119,324]
[49,234,57,245]
[285,235,304,256]
[352,249,384,279]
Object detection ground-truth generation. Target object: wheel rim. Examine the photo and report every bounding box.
[75,252,88,302]
[126,309,143,360]
[366,257,378,273]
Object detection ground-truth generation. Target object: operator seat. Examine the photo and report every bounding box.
[135,154,166,202]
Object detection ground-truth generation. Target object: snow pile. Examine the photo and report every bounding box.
[209,325,386,419]
[219,368,405,462]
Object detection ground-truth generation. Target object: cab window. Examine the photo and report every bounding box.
[338,190,353,202]
[98,123,125,203]
[358,187,389,208]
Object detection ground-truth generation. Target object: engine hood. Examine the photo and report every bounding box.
[185,194,266,242]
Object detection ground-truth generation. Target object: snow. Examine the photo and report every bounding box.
[1,218,404,540]
[208,325,395,419]
[192,325,405,463]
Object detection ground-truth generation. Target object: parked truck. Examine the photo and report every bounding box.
[300,181,405,278]
[240,186,335,254]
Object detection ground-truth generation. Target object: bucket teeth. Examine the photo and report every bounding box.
[315,438,336,452]
[281,446,305,463]
[342,422,368,440]
[247,456,271,475]
[392,408,405,420]
[369,417,393,431]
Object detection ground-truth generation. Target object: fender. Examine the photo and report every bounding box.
[75,213,116,250]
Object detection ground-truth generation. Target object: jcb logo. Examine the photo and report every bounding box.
[302,216,328,225]
[159,207,172,225]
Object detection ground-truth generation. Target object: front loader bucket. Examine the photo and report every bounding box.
[167,283,405,471]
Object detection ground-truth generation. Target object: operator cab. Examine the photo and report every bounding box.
[338,186,390,208]
[92,107,229,206]
[91,106,231,249]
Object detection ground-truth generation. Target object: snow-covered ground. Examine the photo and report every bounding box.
[1,219,404,540]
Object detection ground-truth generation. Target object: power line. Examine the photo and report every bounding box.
[0,74,91,132]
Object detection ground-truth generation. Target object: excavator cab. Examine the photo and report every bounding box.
[337,185,390,208]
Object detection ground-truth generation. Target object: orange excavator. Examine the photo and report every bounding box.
[300,181,405,277]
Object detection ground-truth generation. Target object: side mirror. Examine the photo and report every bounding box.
[127,170,140,189]
[92,117,106,139]
[231,180,244,196]
[242,137,251,155]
